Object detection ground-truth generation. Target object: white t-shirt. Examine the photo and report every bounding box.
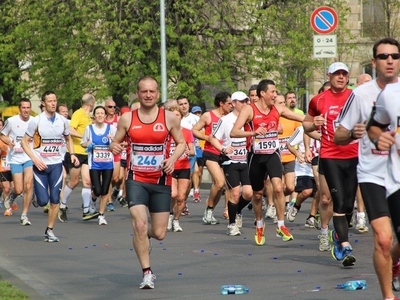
[288,126,313,177]
[181,113,199,130]
[337,79,388,186]
[213,112,247,165]
[1,115,33,164]
[25,112,70,165]
[372,81,400,196]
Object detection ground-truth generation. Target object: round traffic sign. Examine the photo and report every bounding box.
[310,6,338,34]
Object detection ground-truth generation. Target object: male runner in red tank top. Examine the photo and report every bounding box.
[110,76,185,290]
[192,92,232,225]
[231,79,304,245]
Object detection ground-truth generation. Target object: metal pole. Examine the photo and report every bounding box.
[323,58,327,82]
[160,0,167,103]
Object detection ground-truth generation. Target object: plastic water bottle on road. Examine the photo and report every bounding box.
[221,285,249,295]
[338,280,367,290]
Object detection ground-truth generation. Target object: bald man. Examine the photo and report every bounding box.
[356,73,372,86]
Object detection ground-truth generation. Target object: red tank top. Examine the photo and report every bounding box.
[203,110,221,155]
[126,109,171,185]
[307,89,358,159]
[168,127,192,170]
[104,114,118,127]
[247,103,280,154]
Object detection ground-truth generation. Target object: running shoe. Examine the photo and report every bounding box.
[43,202,50,213]
[254,223,265,245]
[83,208,99,221]
[393,260,400,291]
[342,246,356,266]
[106,203,115,212]
[262,197,267,211]
[188,188,194,197]
[12,202,18,211]
[98,215,108,225]
[58,206,68,222]
[139,272,156,289]
[329,229,340,250]
[167,215,173,231]
[20,215,31,226]
[202,208,219,225]
[118,196,128,207]
[227,223,241,236]
[193,190,201,203]
[305,216,316,228]
[318,233,331,251]
[265,204,276,219]
[223,209,228,219]
[247,202,253,210]
[273,216,278,224]
[181,204,190,216]
[276,225,294,241]
[172,219,183,232]
[355,213,369,233]
[286,205,299,222]
[4,208,12,216]
[44,229,59,243]
[32,196,39,208]
[111,187,120,201]
[235,214,242,228]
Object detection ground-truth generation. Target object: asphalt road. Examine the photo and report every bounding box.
[0,188,392,300]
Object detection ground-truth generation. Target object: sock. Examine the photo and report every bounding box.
[333,215,348,243]
[237,195,250,214]
[294,204,301,210]
[228,201,238,224]
[62,185,74,205]
[142,267,152,275]
[256,219,264,227]
[357,211,365,218]
[82,188,92,211]
[207,205,213,210]
[170,212,173,215]
[307,214,315,219]
[277,220,284,229]
[320,227,328,235]
[45,227,53,233]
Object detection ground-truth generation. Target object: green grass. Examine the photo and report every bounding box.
[0,276,29,299]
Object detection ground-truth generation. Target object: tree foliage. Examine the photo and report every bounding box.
[0,0,354,107]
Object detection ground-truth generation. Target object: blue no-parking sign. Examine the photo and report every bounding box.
[310,6,338,34]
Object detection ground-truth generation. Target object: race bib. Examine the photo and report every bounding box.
[93,145,113,162]
[121,149,127,160]
[13,136,24,153]
[169,141,188,160]
[279,137,291,156]
[1,155,9,171]
[131,143,164,172]
[229,141,247,161]
[40,139,62,157]
[253,131,279,154]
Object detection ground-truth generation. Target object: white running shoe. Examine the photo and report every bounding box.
[188,188,194,197]
[44,229,59,242]
[262,197,267,211]
[167,215,173,231]
[318,233,331,251]
[172,219,183,232]
[20,215,31,226]
[202,209,219,225]
[265,204,276,219]
[305,217,316,228]
[286,206,298,222]
[235,214,243,228]
[139,272,156,289]
[226,223,241,236]
[355,213,369,233]
[98,215,108,225]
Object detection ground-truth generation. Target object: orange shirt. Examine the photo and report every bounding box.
[278,117,301,163]
[0,140,10,172]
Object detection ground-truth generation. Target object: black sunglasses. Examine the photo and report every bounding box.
[375,53,400,60]
[106,106,116,108]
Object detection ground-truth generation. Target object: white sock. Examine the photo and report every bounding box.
[357,212,365,218]
[256,219,264,227]
[62,185,74,205]
[320,227,329,235]
[82,188,92,211]
[277,220,285,228]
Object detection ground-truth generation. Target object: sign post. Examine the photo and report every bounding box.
[310,6,339,81]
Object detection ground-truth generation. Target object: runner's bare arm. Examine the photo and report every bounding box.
[192,112,211,141]
[230,105,254,138]
[110,113,130,154]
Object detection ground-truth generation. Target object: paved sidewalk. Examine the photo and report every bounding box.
[0,188,389,299]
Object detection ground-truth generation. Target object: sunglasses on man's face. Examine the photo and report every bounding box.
[107,106,116,109]
[375,53,400,60]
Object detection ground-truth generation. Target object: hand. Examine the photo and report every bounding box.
[161,158,175,174]
[375,131,396,151]
[296,152,305,164]
[111,141,126,155]
[304,149,312,163]
[71,154,80,167]
[254,126,267,136]
[224,146,234,154]
[34,158,48,171]
[313,115,325,127]
[351,122,366,139]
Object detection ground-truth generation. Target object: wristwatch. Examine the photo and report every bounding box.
[221,148,226,154]
[349,130,356,140]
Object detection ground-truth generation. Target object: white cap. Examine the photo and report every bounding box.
[231,91,249,101]
[328,62,349,74]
